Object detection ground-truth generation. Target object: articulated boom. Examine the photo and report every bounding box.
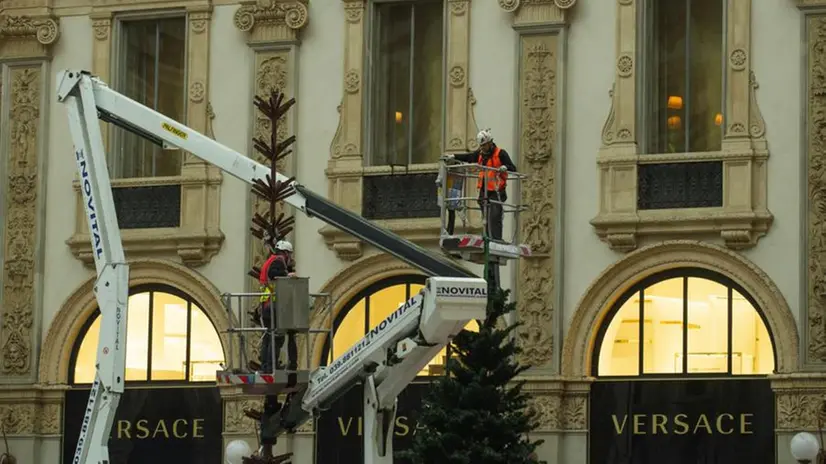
[56,68,489,464]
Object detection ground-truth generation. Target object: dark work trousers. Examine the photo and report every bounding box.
[259,302,298,446]
[478,189,506,241]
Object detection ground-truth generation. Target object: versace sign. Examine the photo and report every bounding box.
[63,386,222,464]
[590,379,774,463]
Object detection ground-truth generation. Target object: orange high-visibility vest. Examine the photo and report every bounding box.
[476,147,507,191]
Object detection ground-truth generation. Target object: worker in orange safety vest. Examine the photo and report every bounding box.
[443,128,517,240]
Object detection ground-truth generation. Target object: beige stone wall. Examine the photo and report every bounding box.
[0,0,816,463]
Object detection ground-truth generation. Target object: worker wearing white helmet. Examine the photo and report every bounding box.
[443,128,518,240]
[253,233,297,459]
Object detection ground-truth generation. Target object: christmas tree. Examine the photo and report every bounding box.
[398,288,544,464]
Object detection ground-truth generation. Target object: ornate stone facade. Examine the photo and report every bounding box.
[0,13,56,383]
[515,37,557,368]
[499,1,571,370]
[806,13,826,366]
[591,0,771,252]
[772,374,826,432]
[233,1,305,346]
[67,5,224,267]
[2,67,41,379]
[524,377,590,433]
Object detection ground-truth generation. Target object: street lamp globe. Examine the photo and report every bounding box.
[791,432,821,463]
[225,439,252,464]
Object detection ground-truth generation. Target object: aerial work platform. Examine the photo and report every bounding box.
[215,278,331,397]
[436,158,532,265]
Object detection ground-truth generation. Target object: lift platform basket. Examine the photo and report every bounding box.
[436,158,532,264]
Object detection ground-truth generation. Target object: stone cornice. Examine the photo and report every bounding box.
[233,0,308,43]
[499,0,574,27]
[797,0,826,9]
[0,14,60,58]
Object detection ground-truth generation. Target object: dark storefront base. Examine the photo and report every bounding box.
[589,379,775,464]
[63,386,223,464]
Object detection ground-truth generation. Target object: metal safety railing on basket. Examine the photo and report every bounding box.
[219,287,333,376]
[436,157,529,246]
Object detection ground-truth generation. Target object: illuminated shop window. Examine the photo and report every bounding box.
[595,269,775,377]
[323,275,478,376]
[71,285,225,384]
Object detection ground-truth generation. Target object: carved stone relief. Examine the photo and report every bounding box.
[772,374,826,432]
[234,0,309,44]
[806,14,826,365]
[516,36,557,369]
[498,0,573,26]
[524,378,590,432]
[2,66,43,379]
[0,15,59,59]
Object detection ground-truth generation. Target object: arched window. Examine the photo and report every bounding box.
[322,275,478,376]
[593,268,775,377]
[70,284,225,384]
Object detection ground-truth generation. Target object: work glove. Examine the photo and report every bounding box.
[440,154,455,161]
[499,165,508,172]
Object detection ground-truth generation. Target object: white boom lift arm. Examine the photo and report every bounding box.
[56,69,488,464]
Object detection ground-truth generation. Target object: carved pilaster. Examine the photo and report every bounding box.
[444,0,473,152]
[1,65,46,383]
[523,377,591,432]
[0,14,59,60]
[806,14,826,365]
[323,0,367,260]
[514,32,559,371]
[178,6,224,266]
[235,2,303,291]
[772,374,826,432]
[234,0,309,44]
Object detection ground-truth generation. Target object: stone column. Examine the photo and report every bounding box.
[803,8,826,368]
[500,2,576,462]
[499,0,571,373]
[232,0,311,448]
[235,0,307,288]
[0,11,65,464]
[0,12,59,385]
[179,6,224,264]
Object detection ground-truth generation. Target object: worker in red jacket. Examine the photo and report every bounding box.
[444,128,517,240]
[256,235,296,460]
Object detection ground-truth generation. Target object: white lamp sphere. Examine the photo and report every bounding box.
[225,440,252,464]
[791,432,821,461]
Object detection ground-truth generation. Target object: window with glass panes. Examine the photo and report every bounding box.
[594,268,776,377]
[70,284,225,384]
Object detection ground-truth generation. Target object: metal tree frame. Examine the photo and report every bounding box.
[242,89,302,464]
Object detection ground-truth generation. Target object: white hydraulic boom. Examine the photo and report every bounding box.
[56,69,487,464]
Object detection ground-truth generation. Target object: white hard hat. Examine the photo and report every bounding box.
[274,240,293,253]
[476,128,493,145]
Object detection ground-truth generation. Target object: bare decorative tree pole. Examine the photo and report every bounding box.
[242,88,299,464]
[247,89,296,280]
